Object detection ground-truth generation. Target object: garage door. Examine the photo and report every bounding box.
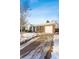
[45,26,53,33]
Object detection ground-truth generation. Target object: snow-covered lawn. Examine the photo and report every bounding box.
[20,37,39,50]
[20,33,37,43]
[51,34,59,59]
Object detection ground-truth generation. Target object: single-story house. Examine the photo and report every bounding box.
[24,21,58,34]
[34,22,55,34]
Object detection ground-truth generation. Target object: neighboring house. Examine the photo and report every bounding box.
[25,23,35,32]
[25,23,31,31]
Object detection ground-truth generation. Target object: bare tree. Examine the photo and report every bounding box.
[20,0,29,32]
[20,12,29,32]
[20,14,26,32]
[46,20,50,23]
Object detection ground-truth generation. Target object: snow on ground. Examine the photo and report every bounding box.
[20,33,37,42]
[21,49,36,59]
[21,43,45,59]
[21,33,59,59]
[21,48,42,59]
[20,37,39,50]
[51,34,59,59]
[53,34,59,40]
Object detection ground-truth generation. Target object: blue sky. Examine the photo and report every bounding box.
[20,0,59,24]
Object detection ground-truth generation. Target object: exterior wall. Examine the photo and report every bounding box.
[35,26,44,33]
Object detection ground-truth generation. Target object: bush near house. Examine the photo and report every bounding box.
[55,28,59,34]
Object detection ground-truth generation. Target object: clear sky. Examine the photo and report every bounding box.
[20,0,59,24]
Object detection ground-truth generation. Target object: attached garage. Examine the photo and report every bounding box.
[45,26,53,33]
